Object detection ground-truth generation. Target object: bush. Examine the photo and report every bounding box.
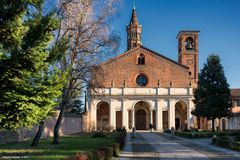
[67,152,89,160]
[112,143,120,157]
[113,127,127,150]
[87,151,99,160]
[103,147,113,160]
[115,132,126,149]
[216,136,233,148]
[230,141,240,151]
[92,132,106,138]
[175,131,240,139]
[95,148,105,160]
[68,132,122,160]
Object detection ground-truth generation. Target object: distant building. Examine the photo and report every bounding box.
[220,89,240,130]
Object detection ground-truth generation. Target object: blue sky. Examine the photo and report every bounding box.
[111,0,240,88]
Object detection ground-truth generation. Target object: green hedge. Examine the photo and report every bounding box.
[230,141,240,151]
[175,131,240,139]
[67,130,127,160]
[213,136,240,152]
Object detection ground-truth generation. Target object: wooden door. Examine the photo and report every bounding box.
[135,109,146,130]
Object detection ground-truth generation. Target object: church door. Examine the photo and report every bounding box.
[135,109,146,130]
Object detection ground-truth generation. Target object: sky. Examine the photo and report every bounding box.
[110,0,240,88]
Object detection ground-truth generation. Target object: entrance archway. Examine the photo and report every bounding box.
[134,101,150,130]
[175,101,187,130]
[96,101,110,131]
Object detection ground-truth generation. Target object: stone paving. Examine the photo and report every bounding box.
[114,132,240,160]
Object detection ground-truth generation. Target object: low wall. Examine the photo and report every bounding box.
[0,115,82,144]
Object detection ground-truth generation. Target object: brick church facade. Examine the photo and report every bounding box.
[84,8,200,131]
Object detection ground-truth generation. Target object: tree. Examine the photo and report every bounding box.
[192,54,233,131]
[0,0,64,138]
[52,0,120,144]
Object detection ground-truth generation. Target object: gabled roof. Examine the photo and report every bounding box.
[100,45,189,70]
[231,89,240,97]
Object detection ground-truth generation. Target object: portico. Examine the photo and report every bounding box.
[87,87,196,132]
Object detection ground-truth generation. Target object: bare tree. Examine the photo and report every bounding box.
[52,0,120,144]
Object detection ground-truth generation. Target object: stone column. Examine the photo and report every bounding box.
[109,99,116,129]
[150,109,153,125]
[156,99,163,131]
[168,99,175,129]
[122,99,129,129]
[187,98,194,129]
[91,101,98,131]
[132,109,135,128]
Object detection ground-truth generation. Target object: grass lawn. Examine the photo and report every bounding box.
[0,134,116,160]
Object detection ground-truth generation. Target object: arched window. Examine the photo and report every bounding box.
[138,54,145,65]
[185,37,194,50]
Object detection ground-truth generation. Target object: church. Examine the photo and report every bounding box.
[84,8,200,131]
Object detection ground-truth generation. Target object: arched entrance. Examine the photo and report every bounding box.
[96,101,110,131]
[175,101,187,130]
[134,101,150,130]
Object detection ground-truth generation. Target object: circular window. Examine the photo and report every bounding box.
[136,74,148,86]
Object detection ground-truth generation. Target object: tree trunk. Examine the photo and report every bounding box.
[212,119,215,132]
[31,120,45,147]
[52,101,65,144]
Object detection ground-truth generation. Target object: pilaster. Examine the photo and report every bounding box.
[156,99,163,131]
[187,98,194,129]
[168,99,176,129]
[122,99,129,129]
[109,99,116,129]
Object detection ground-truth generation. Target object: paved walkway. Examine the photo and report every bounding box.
[114,132,240,160]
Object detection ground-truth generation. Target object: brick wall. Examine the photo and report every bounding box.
[0,114,82,144]
[93,47,192,88]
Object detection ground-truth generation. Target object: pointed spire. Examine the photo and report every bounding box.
[126,6,142,50]
[130,8,139,25]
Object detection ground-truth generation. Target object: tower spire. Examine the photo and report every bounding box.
[126,7,142,50]
[130,7,139,25]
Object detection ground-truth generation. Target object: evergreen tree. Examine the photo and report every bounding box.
[0,0,64,132]
[192,54,232,131]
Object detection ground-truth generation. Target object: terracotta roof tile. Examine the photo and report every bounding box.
[231,89,240,97]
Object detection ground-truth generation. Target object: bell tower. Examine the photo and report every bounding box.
[127,7,142,50]
[177,31,199,86]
